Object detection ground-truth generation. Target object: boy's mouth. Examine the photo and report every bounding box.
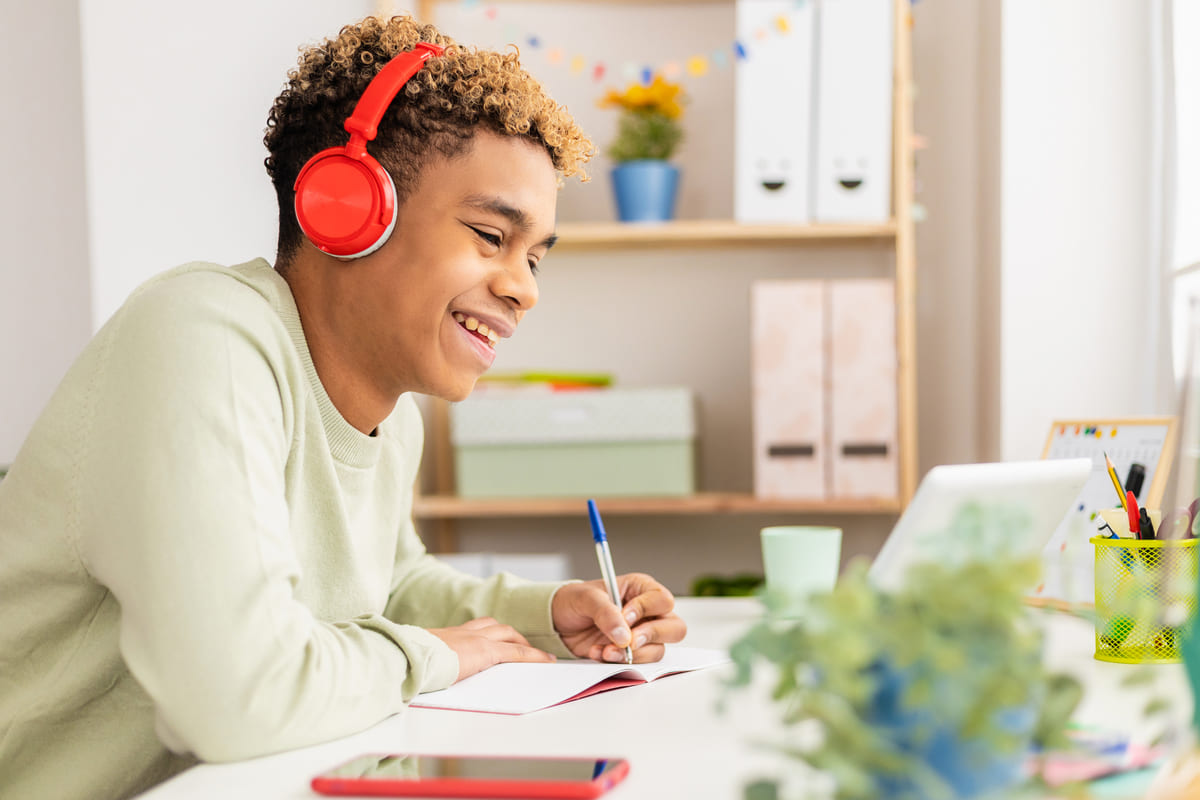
[453,312,499,349]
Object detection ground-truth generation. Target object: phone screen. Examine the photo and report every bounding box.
[318,753,626,782]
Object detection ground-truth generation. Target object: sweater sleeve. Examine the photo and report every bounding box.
[380,400,575,658]
[74,274,455,764]
[383,547,575,658]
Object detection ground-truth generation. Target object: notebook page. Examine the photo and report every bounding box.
[412,646,729,715]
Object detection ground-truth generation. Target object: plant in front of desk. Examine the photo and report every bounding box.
[726,503,1176,800]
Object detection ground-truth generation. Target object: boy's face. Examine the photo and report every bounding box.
[350,132,558,402]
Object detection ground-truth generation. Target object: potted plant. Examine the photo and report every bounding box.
[727,504,1096,800]
[598,75,686,222]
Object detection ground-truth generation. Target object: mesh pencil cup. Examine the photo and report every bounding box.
[1090,535,1198,664]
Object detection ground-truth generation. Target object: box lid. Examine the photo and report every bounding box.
[450,387,695,445]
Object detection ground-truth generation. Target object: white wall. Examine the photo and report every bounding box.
[0,1,93,464]
[79,0,376,326]
[995,1,1156,460]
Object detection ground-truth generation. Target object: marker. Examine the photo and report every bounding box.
[586,499,633,665]
[1105,452,1128,513]
[1124,463,1146,502]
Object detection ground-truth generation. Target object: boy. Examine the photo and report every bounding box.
[0,15,685,800]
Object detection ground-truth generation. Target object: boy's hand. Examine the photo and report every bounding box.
[552,573,687,663]
[429,617,556,682]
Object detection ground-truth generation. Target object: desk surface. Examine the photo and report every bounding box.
[137,598,1192,800]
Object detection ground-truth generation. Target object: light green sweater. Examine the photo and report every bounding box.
[0,260,569,800]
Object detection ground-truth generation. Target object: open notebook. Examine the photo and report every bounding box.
[412,645,730,715]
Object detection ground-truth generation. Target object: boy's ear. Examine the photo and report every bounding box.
[295,155,399,260]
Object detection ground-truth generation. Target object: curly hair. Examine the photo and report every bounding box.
[264,15,593,266]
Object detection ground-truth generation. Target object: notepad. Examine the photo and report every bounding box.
[411,646,730,715]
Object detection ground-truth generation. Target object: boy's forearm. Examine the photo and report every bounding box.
[384,553,574,657]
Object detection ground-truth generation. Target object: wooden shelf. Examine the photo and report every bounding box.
[414,492,902,519]
[551,219,898,250]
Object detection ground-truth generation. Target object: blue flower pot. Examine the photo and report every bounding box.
[610,160,680,222]
[866,660,1036,799]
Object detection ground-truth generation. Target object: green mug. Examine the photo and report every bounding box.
[760,526,842,617]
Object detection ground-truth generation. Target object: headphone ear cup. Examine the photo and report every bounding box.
[294,148,398,258]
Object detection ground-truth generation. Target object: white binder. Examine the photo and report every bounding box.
[734,0,816,223]
[812,0,894,222]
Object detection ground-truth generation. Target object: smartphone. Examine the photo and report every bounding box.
[311,753,630,798]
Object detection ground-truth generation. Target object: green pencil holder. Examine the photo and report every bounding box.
[1090,535,1199,664]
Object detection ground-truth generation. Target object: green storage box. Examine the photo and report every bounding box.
[450,387,696,498]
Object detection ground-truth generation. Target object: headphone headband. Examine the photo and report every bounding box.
[344,42,445,148]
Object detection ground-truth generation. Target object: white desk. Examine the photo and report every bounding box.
[137,598,1192,800]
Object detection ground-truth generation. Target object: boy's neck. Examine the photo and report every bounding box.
[281,250,396,435]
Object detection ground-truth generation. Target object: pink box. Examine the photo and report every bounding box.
[751,279,898,500]
[829,279,898,497]
[751,281,826,499]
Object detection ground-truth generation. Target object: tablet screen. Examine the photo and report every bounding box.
[319,753,624,782]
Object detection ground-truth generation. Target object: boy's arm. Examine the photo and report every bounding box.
[76,278,456,763]
[381,531,575,658]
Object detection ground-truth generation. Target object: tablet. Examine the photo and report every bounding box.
[867,458,1092,590]
[311,753,629,798]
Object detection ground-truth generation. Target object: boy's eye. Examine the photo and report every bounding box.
[470,226,502,247]
[528,260,540,277]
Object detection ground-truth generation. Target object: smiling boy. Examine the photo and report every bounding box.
[0,15,685,800]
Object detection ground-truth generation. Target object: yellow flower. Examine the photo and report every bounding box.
[598,75,687,162]
[598,76,686,120]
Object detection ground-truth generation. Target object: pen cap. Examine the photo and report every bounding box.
[587,499,607,543]
[1125,463,1146,501]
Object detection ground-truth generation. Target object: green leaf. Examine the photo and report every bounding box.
[607,110,684,161]
[743,779,778,800]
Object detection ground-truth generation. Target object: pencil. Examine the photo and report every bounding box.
[1104,452,1129,513]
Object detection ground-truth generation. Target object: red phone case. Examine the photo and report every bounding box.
[311,755,630,798]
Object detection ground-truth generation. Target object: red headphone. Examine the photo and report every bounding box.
[293,42,445,259]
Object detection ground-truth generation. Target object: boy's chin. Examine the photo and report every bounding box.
[436,377,480,403]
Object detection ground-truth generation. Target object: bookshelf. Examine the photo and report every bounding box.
[406,0,918,546]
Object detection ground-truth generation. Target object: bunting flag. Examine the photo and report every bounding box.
[453,0,822,85]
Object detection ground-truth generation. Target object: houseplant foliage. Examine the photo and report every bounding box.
[598,75,686,162]
[727,504,1089,800]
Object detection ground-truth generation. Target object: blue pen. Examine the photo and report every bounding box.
[587,499,633,665]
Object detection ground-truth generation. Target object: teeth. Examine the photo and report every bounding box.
[454,313,500,348]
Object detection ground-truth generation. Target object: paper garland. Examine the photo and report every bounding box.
[456,0,813,85]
